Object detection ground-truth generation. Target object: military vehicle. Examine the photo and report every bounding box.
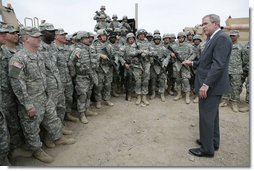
[183,16,249,44]
[0,0,20,28]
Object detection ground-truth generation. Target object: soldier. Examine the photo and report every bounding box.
[173,32,195,104]
[186,30,194,44]
[120,16,132,33]
[191,35,202,103]
[9,27,75,163]
[163,33,175,96]
[239,41,249,112]
[129,29,151,105]
[0,24,11,166]
[150,34,171,102]
[118,33,136,101]
[1,25,33,160]
[93,5,110,23]
[109,14,121,32]
[153,29,160,36]
[146,32,153,42]
[38,23,69,147]
[68,31,99,124]
[94,15,111,33]
[108,32,121,97]
[93,29,115,108]
[220,30,243,112]
[53,29,78,122]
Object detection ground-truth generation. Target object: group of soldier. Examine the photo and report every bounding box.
[0,5,250,165]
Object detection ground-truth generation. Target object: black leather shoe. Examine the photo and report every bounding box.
[196,139,219,151]
[189,148,214,157]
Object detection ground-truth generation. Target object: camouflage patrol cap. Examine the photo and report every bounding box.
[146,32,153,37]
[229,30,239,36]
[177,32,186,38]
[6,25,18,33]
[153,34,161,40]
[0,24,9,33]
[55,28,67,35]
[169,33,176,39]
[122,16,128,20]
[162,33,171,39]
[112,14,118,19]
[89,32,95,38]
[19,26,42,37]
[97,29,107,37]
[193,35,202,41]
[76,31,90,40]
[136,29,147,36]
[153,29,160,35]
[126,33,135,39]
[39,23,57,32]
[100,5,106,9]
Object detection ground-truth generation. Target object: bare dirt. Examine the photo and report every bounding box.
[11,91,250,167]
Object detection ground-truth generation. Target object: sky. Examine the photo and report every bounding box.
[2,0,250,36]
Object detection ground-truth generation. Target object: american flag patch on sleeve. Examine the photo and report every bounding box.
[12,61,24,69]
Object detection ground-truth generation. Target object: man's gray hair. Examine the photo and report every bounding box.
[203,14,221,26]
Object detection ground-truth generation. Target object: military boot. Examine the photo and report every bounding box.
[160,93,165,102]
[55,136,76,145]
[142,95,150,105]
[33,148,54,163]
[239,106,249,112]
[150,91,156,99]
[127,95,132,101]
[65,112,79,122]
[105,100,114,106]
[96,101,101,109]
[174,90,182,101]
[43,134,55,148]
[63,126,73,135]
[185,92,191,104]
[219,99,228,107]
[112,90,120,97]
[136,95,141,105]
[193,96,199,103]
[9,147,32,158]
[80,112,88,124]
[231,101,239,112]
[86,109,98,116]
[0,156,11,166]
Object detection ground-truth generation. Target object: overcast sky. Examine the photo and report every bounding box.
[2,0,250,35]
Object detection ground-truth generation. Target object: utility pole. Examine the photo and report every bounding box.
[135,3,138,30]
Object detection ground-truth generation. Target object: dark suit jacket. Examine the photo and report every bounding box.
[193,30,232,95]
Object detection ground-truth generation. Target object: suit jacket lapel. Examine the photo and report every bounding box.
[201,30,222,53]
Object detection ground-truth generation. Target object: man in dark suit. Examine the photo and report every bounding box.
[182,14,232,157]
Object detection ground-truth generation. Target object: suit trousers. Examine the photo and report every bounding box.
[199,94,221,154]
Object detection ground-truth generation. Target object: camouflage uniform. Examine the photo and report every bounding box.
[220,30,244,112]
[150,35,171,101]
[1,45,24,151]
[94,15,110,33]
[69,32,98,116]
[52,41,73,117]
[39,41,66,122]
[173,32,195,103]
[109,14,121,32]
[0,47,10,164]
[93,31,115,106]
[9,48,63,152]
[129,29,151,105]
[120,16,132,33]
[118,33,136,100]
[241,42,249,103]
[93,5,110,22]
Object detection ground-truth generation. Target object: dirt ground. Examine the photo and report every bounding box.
[11,91,250,167]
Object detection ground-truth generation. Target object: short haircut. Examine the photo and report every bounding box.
[203,14,221,26]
